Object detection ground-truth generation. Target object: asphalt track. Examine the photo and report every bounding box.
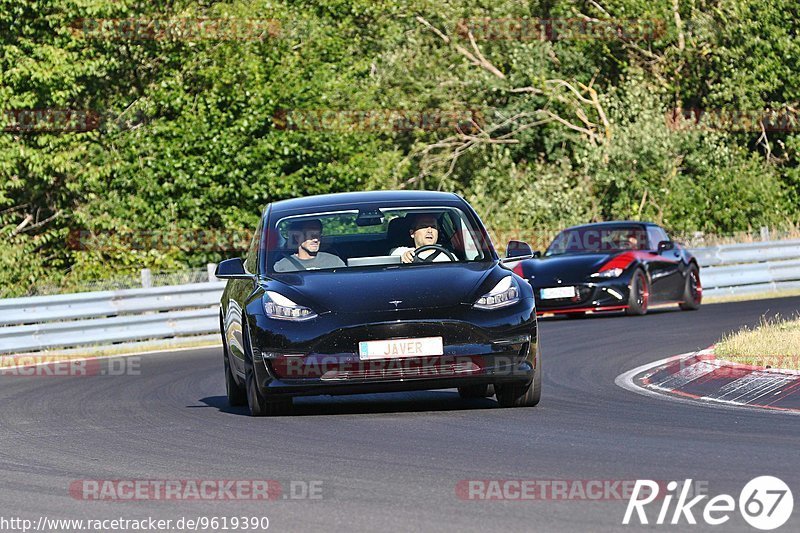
[1,297,799,532]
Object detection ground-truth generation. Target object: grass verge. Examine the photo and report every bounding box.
[715,314,800,370]
[703,288,800,305]
[0,335,221,366]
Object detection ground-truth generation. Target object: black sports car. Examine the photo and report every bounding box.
[216,190,541,416]
[512,221,701,317]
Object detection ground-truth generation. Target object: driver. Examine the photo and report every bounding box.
[274,219,345,272]
[625,232,642,250]
[391,213,452,263]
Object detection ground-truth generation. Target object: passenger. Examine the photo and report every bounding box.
[626,232,644,250]
[391,213,452,263]
[274,219,345,272]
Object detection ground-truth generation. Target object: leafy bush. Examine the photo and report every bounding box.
[1,0,798,296]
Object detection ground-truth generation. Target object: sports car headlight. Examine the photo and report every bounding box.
[474,276,519,310]
[264,291,317,321]
[590,268,623,278]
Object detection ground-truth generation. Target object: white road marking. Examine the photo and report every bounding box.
[614,349,800,416]
[712,372,797,404]
[653,360,718,389]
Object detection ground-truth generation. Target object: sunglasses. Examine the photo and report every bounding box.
[412,222,439,231]
[289,229,322,240]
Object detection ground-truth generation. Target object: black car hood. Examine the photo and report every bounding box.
[522,253,612,285]
[266,263,502,313]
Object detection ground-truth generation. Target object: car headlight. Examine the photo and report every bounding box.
[474,276,520,310]
[264,291,317,321]
[590,268,623,278]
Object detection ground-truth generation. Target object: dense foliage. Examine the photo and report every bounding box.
[1,0,798,296]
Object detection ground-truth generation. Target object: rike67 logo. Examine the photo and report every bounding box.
[623,476,794,530]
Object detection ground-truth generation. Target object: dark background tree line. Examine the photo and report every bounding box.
[1,0,798,296]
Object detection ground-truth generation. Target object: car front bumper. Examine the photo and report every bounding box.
[247,302,537,397]
[533,279,632,315]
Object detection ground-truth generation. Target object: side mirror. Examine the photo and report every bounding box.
[505,240,533,259]
[657,240,675,252]
[215,258,253,279]
[531,250,541,258]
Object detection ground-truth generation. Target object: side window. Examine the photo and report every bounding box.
[440,212,455,244]
[445,210,481,260]
[647,226,669,250]
[244,217,263,274]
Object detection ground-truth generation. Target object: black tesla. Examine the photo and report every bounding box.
[513,221,701,317]
[216,191,540,416]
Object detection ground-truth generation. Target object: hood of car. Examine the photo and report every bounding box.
[521,253,614,286]
[266,263,501,313]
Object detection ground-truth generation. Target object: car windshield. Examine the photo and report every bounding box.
[266,206,493,273]
[545,225,649,256]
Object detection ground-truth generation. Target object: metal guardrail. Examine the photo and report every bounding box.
[0,282,225,327]
[0,282,225,355]
[1,308,219,354]
[691,239,800,267]
[692,240,800,297]
[1,239,799,354]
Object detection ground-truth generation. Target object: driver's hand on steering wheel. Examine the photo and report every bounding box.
[401,250,415,263]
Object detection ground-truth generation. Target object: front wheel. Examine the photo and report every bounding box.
[221,316,246,407]
[243,325,292,417]
[495,359,541,408]
[224,351,247,407]
[679,264,702,310]
[245,359,292,417]
[625,269,649,316]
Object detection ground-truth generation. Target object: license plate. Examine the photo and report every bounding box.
[358,337,444,360]
[540,286,576,299]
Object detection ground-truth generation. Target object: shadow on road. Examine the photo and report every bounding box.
[197,391,500,417]
[537,307,679,321]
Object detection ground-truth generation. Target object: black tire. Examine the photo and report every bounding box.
[625,269,649,316]
[495,359,541,408]
[221,314,247,407]
[458,384,494,398]
[243,325,292,417]
[245,361,266,416]
[244,357,292,417]
[679,264,702,311]
[224,350,247,407]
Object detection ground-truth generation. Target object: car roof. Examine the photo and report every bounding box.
[268,190,464,214]
[561,220,659,232]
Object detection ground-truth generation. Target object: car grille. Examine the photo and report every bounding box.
[319,360,480,381]
[270,356,483,381]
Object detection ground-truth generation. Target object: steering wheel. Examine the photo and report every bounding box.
[412,244,457,263]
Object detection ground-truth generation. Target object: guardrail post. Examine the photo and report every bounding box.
[141,268,152,288]
[207,263,218,283]
[760,226,770,241]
